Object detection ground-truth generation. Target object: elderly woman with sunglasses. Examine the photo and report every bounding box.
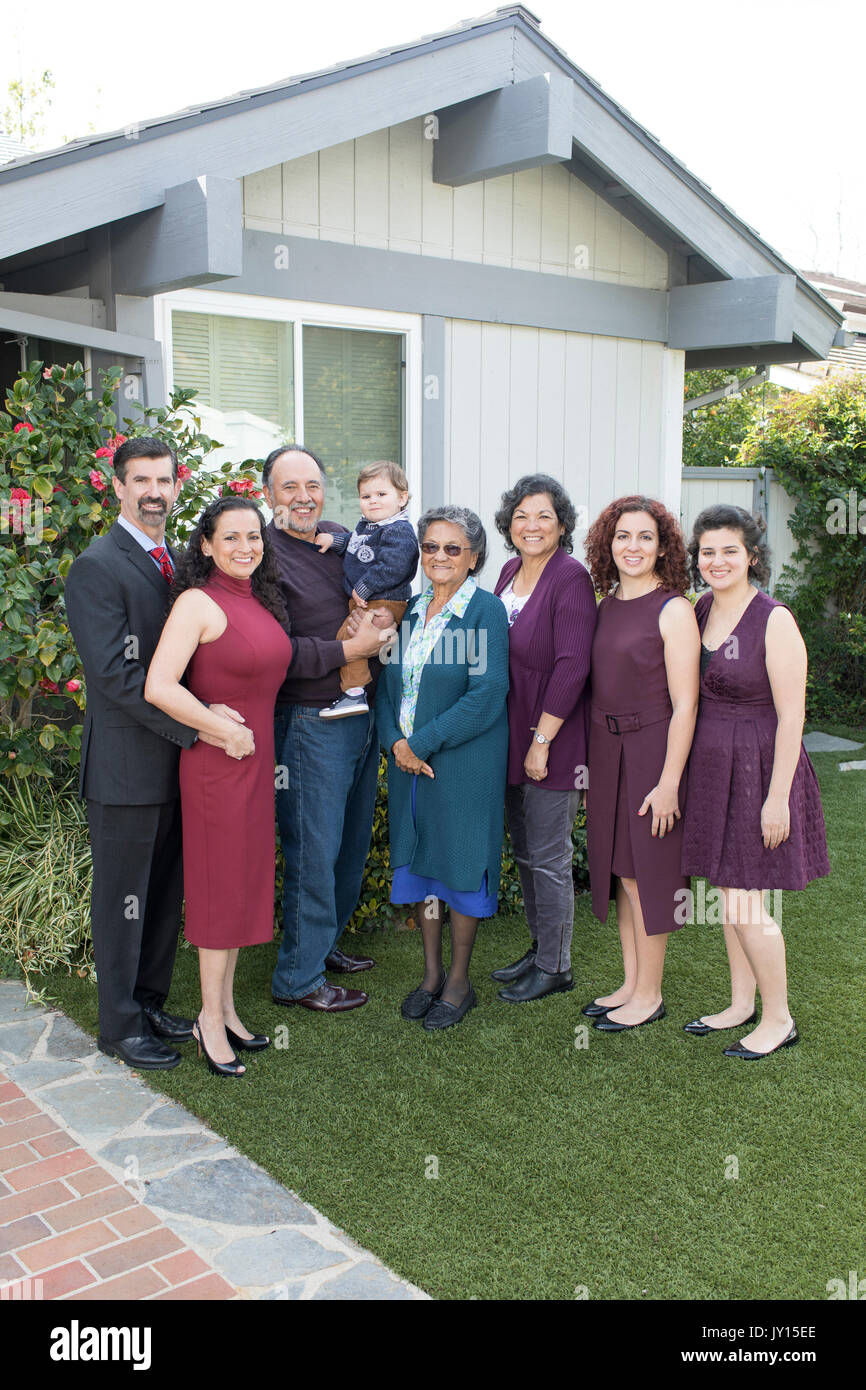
[376,506,509,1030]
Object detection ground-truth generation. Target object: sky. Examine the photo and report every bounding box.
[3,0,864,280]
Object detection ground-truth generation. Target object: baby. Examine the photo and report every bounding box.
[316,460,418,718]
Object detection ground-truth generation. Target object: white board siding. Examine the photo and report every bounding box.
[242,118,669,289]
[444,320,684,583]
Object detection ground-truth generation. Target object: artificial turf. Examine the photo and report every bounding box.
[34,737,865,1301]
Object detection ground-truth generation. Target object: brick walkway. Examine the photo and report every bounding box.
[0,1070,236,1300]
[0,980,426,1301]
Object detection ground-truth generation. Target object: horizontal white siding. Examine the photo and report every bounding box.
[243,118,669,290]
[444,320,684,582]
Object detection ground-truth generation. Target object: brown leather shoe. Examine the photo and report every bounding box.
[325,947,376,973]
[273,983,368,1012]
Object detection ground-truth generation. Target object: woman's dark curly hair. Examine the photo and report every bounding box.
[170,497,290,630]
[585,495,689,596]
[687,504,771,590]
[494,474,577,554]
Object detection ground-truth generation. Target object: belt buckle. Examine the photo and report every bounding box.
[605,713,620,735]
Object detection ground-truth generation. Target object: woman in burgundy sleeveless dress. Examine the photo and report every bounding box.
[583,498,700,1031]
[146,497,292,1075]
[681,505,829,1059]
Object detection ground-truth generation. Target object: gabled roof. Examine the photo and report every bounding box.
[0,6,843,363]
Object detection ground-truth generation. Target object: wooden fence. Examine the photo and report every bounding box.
[680,467,797,593]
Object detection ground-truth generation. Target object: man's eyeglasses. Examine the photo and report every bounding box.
[420,542,470,556]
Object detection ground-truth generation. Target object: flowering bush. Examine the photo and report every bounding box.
[0,359,262,778]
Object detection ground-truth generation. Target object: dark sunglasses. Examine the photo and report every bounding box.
[420,541,470,556]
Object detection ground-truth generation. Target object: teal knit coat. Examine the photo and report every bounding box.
[375,585,509,894]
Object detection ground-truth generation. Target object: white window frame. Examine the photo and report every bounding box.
[155,289,422,523]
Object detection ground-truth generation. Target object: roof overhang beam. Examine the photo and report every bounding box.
[111,177,242,296]
[433,72,572,185]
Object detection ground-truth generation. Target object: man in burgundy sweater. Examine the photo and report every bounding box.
[265,447,396,1011]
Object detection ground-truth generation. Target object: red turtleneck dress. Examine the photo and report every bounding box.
[179,569,292,949]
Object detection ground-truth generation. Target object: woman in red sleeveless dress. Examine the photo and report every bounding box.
[584,497,700,1031]
[681,505,829,1058]
[146,497,292,1076]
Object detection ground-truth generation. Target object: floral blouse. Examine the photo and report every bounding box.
[399,576,477,737]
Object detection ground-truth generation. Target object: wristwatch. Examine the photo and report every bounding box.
[531,728,551,746]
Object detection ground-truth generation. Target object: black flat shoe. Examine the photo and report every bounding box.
[423,983,477,1031]
[683,1010,757,1036]
[490,944,537,983]
[724,1022,799,1059]
[225,1025,270,1052]
[594,1001,666,1031]
[581,999,618,1017]
[401,972,446,1021]
[498,963,573,1003]
[193,1018,246,1078]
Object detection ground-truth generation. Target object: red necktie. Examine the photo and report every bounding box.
[149,545,174,584]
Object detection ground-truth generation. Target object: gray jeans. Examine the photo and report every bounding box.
[505,782,580,973]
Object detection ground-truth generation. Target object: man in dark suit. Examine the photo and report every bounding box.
[64,437,233,1069]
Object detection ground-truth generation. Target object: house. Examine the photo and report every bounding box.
[0,5,844,574]
[770,272,866,393]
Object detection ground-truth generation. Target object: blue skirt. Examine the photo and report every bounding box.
[390,776,498,918]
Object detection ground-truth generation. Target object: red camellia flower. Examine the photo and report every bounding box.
[94,446,113,459]
[65,679,82,692]
[177,463,191,481]
[227,478,259,496]
[10,487,30,502]
[39,678,60,696]
[13,421,34,434]
[107,434,127,452]
[90,470,106,491]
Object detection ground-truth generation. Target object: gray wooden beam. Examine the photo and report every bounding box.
[669,276,796,352]
[229,230,668,342]
[684,343,822,369]
[0,305,160,359]
[433,72,572,185]
[421,316,446,510]
[111,177,243,296]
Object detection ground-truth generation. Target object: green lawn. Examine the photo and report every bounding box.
[36,736,866,1300]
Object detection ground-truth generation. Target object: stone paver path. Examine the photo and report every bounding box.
[0,980,427,1301]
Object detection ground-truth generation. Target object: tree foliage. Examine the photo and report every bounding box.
[1,69,54,144]
[682,367,782,469]
[0,359,261,778]
[740,374,866,722]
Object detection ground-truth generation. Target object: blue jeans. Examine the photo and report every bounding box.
[272,705,379,999]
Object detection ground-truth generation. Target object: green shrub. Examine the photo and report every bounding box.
[740,374,866,723]
[0,359,260,778]
[0,774,92,996]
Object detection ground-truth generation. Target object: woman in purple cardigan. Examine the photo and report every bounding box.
[491,475,597,1003]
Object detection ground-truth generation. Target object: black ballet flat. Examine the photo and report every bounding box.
[723,1022,799,1059]
[582,999,615,1017]
[593,1001,666,1032]
[683,1010,757,1036]
[225,1025,270,1052]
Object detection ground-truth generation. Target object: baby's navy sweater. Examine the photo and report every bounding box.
[330,511,418,601]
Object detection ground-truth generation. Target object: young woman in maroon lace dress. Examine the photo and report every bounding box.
[681,506,829,1059]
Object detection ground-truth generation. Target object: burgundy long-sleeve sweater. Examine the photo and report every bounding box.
[494,548,597,789]
[269,520,380,708]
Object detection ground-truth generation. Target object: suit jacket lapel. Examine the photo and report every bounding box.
[109,522,170,599]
